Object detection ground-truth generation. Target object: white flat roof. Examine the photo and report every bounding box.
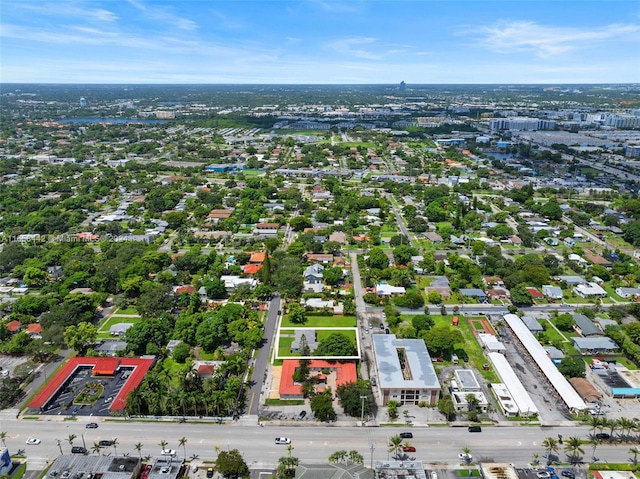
[488,352,539,416]
[503,313,587,411]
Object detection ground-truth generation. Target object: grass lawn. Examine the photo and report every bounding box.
[316,329,356,344]
[543,321,568,342]
[98,315,142,332]
[277,337,298,357]
[280,315,356,328]
[113,307,139,315]
[614,356,638,370]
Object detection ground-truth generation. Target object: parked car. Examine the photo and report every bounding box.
[298,410,307,420]
[431,357,443,362]
[71,446,88,454]
[595,433,610,440]
[206,468,214,478]
[26,438,41,445]
[536,472,551,479]
[99,440,113,447]
[561,472,575,479]
[399,432,413,439]
[161,449,176,456]
[275,437,291,445]
[86,422,99,429]
[379,323,385,330]
[403,446,416,452]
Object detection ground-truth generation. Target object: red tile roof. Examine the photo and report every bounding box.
[279,360,357,397]
[92,358,121,376]
[6,320,21,332]
[175,285,196,295]
[244,264,263,275]
[249,252,265,263]
[27,323,42,334]
[28,356,154,412]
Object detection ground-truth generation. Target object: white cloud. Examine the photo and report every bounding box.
[474,21,640,58]
[12,3,118,22]
[326,37,382,60]
[126,0,198,31]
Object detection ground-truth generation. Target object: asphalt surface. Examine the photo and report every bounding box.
[247,295,280,416]
[4,419,637,469]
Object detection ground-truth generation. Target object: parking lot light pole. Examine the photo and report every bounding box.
[360,395,367,426]
[82,434,86,450]
[56,439,63,455]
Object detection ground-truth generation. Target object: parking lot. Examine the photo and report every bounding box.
[0,355,32,379]
[41,366,133,416]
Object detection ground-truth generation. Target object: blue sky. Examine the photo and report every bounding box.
[1,0,639,84]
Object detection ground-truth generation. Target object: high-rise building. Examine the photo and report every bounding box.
[79,97,87,107]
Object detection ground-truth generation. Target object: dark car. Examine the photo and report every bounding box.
[561,472,575,479]
[206,468,214,478]
[99,440,113,447]
[298,410,307,420]
[399,432,413,439]
[468,426,482,432]
[385,328,390,334]
[380,323,385,330]
[71,446,87,455]
[86,422,99,429]
[595,433,610,440]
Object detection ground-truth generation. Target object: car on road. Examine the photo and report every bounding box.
[26,438,41,445]
[468,426,482,432]
[206,468,214,478]
[399,432,413,439]
[71,446,88,454]
[379,323,384,330]
[561,472,575,479]
[86,422,99,429]
[275,437,291,445]
[403,446,416,452]
[298,410,307,420]
[104,396,113,403]
[536,472,551,479]
[459,453,473,461]
[595,433,610,440]
[99,440,113,447]
[161,449,176,456]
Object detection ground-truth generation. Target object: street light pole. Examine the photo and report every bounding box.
[56,439,63,455]
[369,441,375,470]
[360,395,367,427]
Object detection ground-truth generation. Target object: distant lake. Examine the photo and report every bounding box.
[59,118,165,124]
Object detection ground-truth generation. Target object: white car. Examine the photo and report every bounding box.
[161,449,176,456]
[537,472,551,479]
[274,437,291,445]
[459,453,472,461]
[26,438,41,445]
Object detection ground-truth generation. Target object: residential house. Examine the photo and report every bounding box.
[573,282,607,298]
[525,287,544,300]
[220,275,258,291]
[425,232,443,243]
[328,231,347,244]
[253,223,279,237]
[459,288,487,300]
[573,314,602,337]
[542,285,564,300]
[426,276,451,299]
[6,320,21,334]
[615,287,639,299]
[486,287,510,300]
[304,264,324,284]
[304,253,334,264]
[483,276,504,288]
[572,337,619,355]
[376,283,406,297]
[521,315,543,334]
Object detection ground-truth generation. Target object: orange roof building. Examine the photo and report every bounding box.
[244,264,263,275]
[279,359,357,399]
[249,252,266,264]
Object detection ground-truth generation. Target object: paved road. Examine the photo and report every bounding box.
[3,420,636,468]
[247,295,280,416]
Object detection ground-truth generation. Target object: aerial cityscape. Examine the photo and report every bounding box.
[1,1,640,479]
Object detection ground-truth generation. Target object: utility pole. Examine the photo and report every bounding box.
[360,395,367,426]
[369,441,375,470]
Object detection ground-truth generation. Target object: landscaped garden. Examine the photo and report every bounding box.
[73,382,104,405]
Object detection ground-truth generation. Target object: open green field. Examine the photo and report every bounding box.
[98,315,142,331]
[280,315,356,328]
[277,329,357,358]
[112,307,138,315]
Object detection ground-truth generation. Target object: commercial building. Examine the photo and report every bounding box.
[45,455,143,479]
[488,352,538,417]
[371,334,441,406]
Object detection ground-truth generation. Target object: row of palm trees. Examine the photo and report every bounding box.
[541,435,640,466]
[586,415,640,443]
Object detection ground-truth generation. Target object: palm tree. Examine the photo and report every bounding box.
[589,439,599,462]
[0,432,7,448]
[629,446,640,465]
[159,440,168,452]
[178,437,188,459]
[348,450,364,465]
[134,442,143,459]
[607,418,618,440]
[531,453,540,466]
[388,435,404,459]
[328,450,348,464]
[619,417,635,441]
[564,437,584,464]
[67,434,77,449]
[542,437,559,465]
[111,438,119,457]
[587,415,603,438]
[286,444,294,457]
[92,442,102,455]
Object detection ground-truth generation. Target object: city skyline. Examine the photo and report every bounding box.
[1,0,639,85]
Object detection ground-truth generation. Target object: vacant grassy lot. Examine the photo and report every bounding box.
[280,315,356,328]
